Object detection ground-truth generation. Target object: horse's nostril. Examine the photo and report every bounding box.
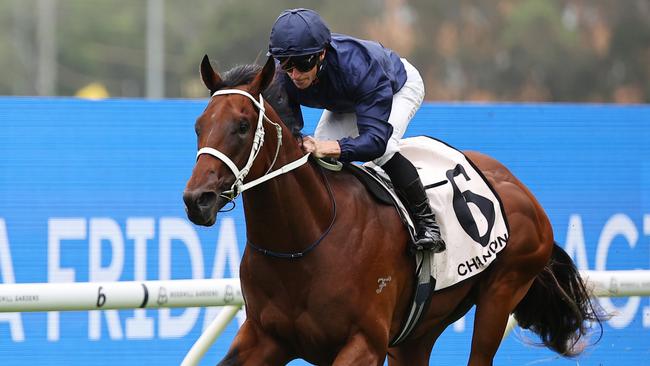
[197,191,217,209]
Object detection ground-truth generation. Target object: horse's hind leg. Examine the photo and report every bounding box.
[468,223,552,364]
[468,231,552,365]
[468,267,536,366]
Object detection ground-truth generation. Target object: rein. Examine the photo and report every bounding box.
[246,165,337,259]
[197,88,335,259]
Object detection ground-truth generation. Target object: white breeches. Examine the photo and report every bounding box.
[314,58,425,166]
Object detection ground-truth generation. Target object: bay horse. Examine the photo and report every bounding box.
[183,55,601,366]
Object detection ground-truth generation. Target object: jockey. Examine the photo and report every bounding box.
[268,8,445,253]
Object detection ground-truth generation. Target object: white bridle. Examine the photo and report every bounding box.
[196,89,310,199]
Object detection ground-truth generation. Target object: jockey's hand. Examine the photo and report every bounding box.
[302,136,341,159]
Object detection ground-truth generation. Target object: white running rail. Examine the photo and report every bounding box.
[0,278,243,312]
[581,270,650,297]
[2,270,650,365]
[0,278,244,366]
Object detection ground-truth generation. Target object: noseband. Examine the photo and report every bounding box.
[196,89,310,200]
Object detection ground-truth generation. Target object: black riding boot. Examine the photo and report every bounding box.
[381,153,446,253]
[398,177,446,253]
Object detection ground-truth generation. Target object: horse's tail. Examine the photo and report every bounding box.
[512,243,605,357]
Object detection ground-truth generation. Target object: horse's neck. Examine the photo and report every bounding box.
[242,126,332,252]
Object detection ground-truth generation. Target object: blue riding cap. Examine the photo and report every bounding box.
[268,8,331,57]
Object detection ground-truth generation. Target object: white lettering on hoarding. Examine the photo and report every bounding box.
[1,213,648,343]
[47,218,84,341]
[563,214,650,329]
[595,214,640,329]
[203,217,244,331]
[124,218,155,339]
[40,217,240,342]
[89,218,124,340]
[158,217,203,338]
[0,219,24,342]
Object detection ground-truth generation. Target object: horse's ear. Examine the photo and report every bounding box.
[200,55,223,92]
[250,56,276,96]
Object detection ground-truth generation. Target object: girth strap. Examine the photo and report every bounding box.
[390,252,436,346]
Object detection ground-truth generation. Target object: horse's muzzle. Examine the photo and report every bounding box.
[183,188,221,226]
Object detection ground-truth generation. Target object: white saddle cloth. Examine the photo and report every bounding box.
[369,136,510,291]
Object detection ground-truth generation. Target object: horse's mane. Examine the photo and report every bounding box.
[221,64,261,88]
[221,64,301,137]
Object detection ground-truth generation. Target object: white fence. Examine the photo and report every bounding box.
[0,278,243,312]
[0,278,244,366]
[1,270,650,365]
[581,270,650,297]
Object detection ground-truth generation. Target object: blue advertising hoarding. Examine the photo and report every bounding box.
[0,97,648,364]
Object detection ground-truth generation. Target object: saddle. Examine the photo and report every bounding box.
[344,163,415,236]
[344,163,394,205]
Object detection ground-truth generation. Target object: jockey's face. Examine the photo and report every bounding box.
[278,51,325,89]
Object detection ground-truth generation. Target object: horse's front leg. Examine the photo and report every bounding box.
[332,332,386,366]
[217,319,290,366]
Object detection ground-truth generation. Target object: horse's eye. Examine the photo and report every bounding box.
[238,120,250,134]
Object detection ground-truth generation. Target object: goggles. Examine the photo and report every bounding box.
[277,52,321,73]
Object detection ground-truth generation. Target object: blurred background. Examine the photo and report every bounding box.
[1,1,649,365]
[1,0,649,102]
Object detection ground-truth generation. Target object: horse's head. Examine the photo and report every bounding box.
[183,55,278,226]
